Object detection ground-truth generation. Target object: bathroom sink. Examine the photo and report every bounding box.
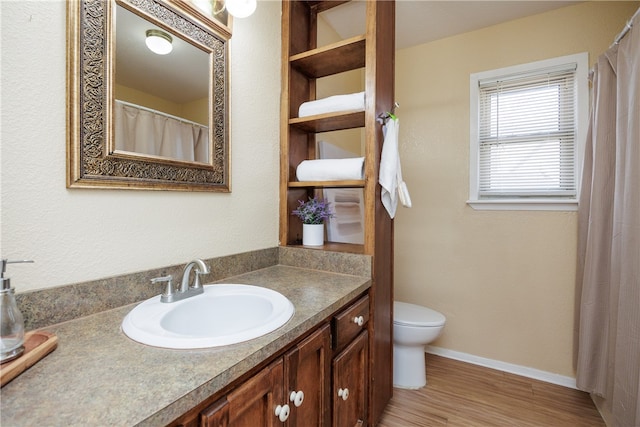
[122,284,295,349]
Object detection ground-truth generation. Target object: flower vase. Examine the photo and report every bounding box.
[302,223,324,246]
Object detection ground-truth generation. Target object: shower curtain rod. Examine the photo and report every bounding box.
[612,6,640,46]
[116,99,208,129]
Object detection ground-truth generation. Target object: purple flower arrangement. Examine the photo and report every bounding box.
[292,197,334,225]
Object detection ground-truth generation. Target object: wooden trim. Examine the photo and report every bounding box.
[306,1,351,14]
[288,180,365,188]
[289,111,365,133]
[279,2,395,424]
[365,0,396,424]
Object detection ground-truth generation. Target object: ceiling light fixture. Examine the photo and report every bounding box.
[225,0,257,18]
[145,29,173,55]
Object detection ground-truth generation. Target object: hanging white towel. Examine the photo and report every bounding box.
[379,118,412,219]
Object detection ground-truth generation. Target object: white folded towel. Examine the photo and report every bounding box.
[298,92,365,117]
[379,118,412,219]
[296,157,365,181]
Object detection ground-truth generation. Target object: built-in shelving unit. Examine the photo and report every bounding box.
[279,1,395,424]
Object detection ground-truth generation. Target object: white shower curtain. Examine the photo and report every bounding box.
[115,100,209,163]
[576,8,640,427]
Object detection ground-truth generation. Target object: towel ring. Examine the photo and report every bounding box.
[377,102,400,124]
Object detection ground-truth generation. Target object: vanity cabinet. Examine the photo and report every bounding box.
[332,296,369,427]
[333,331,368,427]
[170,294,369,427]
[283,323,331,426]
[198,324,331,427]
[200,357,284,426]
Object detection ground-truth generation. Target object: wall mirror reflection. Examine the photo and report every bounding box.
[114,4,211,164]
[67,0,230,192]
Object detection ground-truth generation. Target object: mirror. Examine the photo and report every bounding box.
[67,0,230,191]
[114,4,211,164]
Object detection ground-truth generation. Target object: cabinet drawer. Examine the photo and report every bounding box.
[333,295,369,351]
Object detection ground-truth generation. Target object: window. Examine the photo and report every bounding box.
[468,53,589,211]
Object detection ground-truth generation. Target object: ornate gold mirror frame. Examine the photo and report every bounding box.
[67,0,230,192]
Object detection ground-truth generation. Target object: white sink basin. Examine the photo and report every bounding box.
[122,284,295,349]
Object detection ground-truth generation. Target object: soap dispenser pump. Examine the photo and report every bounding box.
[0,259,33,363]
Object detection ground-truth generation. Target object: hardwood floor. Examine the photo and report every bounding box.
[378,354,605,427]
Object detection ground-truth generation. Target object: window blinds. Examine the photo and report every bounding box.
[477,64,577,198]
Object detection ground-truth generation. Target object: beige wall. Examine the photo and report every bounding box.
[115,84,208,125]
[182,97,209,125]
[394,1,639,377]
[115,83,183,118]
[0,0,282,292]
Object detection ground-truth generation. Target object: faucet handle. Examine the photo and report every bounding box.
[151,275,174,298]
[191,261,210,289]
[192,268,209,289]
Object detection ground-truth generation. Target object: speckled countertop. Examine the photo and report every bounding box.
[0,265,370,426]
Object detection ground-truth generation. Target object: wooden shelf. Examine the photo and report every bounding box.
[287,242,365,254]
[288,180,365,188]
[289,110,365,133]
[290,35,366,78]
[304,1,351,14]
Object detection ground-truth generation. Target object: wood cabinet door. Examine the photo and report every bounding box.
[332,330,369,427]
[200,398,230,427]
[284,324,331,426]
[201,359,284,427]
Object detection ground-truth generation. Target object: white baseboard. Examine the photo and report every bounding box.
[425,345,577,389]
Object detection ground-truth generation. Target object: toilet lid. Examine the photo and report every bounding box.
[394,301,446,327]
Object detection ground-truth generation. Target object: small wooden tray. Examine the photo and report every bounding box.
[0,330,58,387]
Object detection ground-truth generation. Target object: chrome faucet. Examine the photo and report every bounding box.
[180,259,210,292]
[153,259,211,303]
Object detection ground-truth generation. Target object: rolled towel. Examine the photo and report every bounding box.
[296,157,365,181]
[298,92,365,117]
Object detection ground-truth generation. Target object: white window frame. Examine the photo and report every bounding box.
[468,53,589,211]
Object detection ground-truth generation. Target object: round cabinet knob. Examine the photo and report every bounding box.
[337,388,349,401]
[289,390,304,407]
[352,315,364,326]
[275,404,290,422]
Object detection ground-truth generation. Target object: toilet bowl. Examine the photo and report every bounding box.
[393,301,446,389]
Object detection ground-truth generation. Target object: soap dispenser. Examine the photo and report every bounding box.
[0,259,32,363]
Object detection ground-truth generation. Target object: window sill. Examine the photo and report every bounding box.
[467,199,578,211]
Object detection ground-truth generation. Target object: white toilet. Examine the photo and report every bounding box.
[393,301,446,389]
